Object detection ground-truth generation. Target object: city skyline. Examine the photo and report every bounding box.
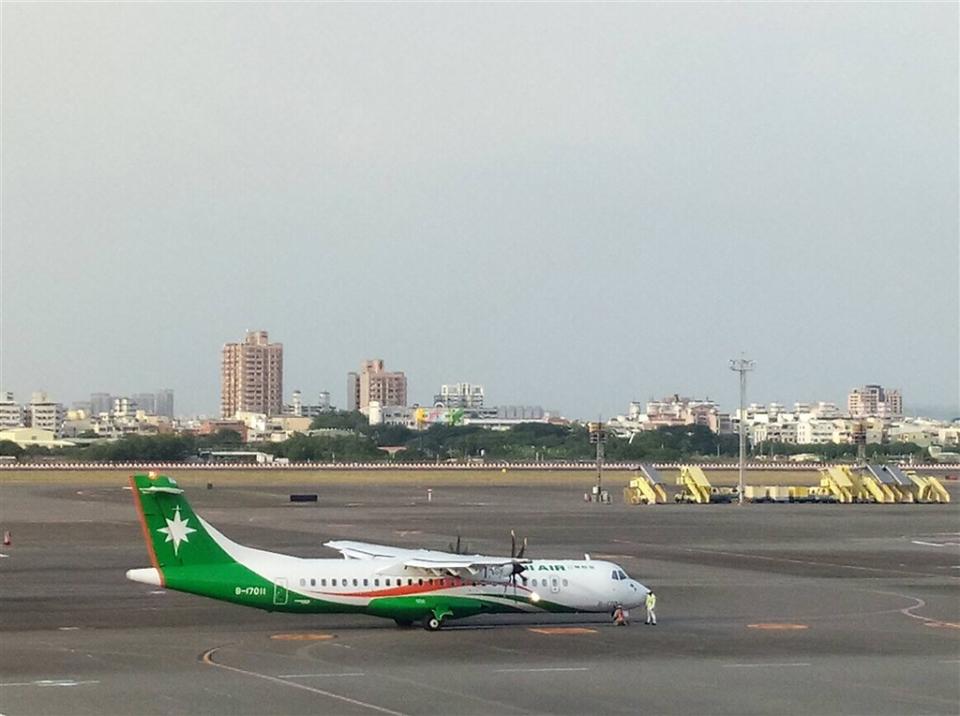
[2,4,957,419]
[2,365,954,422]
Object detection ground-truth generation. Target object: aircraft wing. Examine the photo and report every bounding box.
[323,540,415,560]
[324,540,529,576]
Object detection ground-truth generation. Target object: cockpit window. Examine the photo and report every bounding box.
[617,570,628,580]
[611,570,620,580]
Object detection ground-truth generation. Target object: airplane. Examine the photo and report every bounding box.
[126,473,651,631]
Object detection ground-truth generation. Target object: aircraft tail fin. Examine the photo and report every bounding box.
[129,473,235,571]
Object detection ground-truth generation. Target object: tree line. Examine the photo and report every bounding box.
[0,412,929,463]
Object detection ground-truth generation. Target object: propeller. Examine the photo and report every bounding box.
[507,530,530,592]
[448,532,470,555]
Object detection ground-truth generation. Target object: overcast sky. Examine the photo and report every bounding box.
[2,3,957,419]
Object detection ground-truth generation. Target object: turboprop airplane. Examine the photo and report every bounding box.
[126,473,650,631]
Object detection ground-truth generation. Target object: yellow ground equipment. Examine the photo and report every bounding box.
[623,464,669,505]
[819,466,856,503]
[900,468,951,503]
[674,465,738,503]
[853,465,897,503]
[819,464,950,504]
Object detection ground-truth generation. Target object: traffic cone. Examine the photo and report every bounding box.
[3,531,11,546]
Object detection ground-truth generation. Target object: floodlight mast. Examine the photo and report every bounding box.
[729,357,756,505]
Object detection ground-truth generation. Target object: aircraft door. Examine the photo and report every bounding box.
[273,578,288,606]
[550,576,560,593]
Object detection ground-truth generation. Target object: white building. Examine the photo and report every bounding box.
[433,383,485,409]
[28,392,66,436]
[0,392,23,429]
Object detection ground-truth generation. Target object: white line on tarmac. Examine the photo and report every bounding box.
[723,663,810,669]
[0,680,100,687]
[278,673,366,679]
[202,648,405,716]
[493,667,591,673]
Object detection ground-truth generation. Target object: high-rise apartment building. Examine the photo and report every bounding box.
[848,385,902,418]
[349,359,407,415]
[132,393,156,415]
[221,330,284,418]
[155,389,174,418]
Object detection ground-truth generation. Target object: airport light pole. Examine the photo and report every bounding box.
[729,357,756,506]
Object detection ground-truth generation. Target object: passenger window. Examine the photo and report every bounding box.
[363,579,369,587]
[321,579,326,587]
[408,579,413,586]
[374,579,379,587]
[418,578,423,586]
[299,578,306,586]
[352,579,358,587]
[385,579,391,586]
[310,578,316,587]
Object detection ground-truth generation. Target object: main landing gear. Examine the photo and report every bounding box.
[423,615,443,631]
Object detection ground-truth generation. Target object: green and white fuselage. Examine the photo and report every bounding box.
[127,474,649,630]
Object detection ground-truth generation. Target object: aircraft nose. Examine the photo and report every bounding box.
[625,581,648,608]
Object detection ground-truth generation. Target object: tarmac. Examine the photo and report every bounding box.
[1,475,958,715]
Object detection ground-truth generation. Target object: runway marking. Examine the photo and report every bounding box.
[747,623,808,630]
[0,680,100,688]
[0,553,8,558]
[871,590,960,631]
[912,540,960,548]
[279,673,365,678]
[201,648,406,716]
[493,667,590,673]
[723,663,810,668]
[57,626,79,631]
[270,633,335,641]
[528,627,597,635]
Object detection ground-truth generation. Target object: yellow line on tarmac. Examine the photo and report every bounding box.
[270,633,335,641]
[528,627,598,635]
[201,647,406,716]
[747,623,809,630]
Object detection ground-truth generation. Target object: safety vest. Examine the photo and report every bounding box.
[646,592,656,609]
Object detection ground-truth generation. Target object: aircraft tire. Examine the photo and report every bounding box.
[424,616,442,631]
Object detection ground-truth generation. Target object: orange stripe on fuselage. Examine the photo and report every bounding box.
[129,475,165,587]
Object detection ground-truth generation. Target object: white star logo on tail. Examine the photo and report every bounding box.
[157,507,196,556]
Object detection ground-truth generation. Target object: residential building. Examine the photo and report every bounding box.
[848,385,902,418]
[433,383,485,409]
[0,392,23,429]
[221,330,284,418]
[27,392,66,435]
[352,359,407,415]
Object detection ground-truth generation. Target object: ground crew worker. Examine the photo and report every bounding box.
[645,591,657,625]
[613,604,628,626]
